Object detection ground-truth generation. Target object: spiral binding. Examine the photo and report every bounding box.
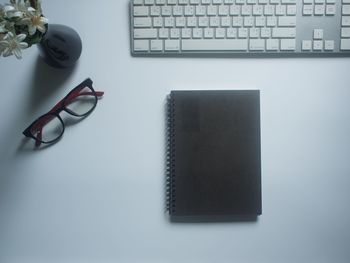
[166,94,176,214]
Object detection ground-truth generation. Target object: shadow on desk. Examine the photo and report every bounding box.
[27,56,77,115]
[169,214,259,224]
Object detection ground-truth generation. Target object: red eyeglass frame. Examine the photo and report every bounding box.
[23,78,104,146]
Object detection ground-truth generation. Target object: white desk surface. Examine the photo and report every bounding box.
[1,1,350,262]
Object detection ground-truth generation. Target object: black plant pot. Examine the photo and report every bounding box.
[38,24,82,69]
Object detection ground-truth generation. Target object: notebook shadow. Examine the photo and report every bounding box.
[169,214,259,223]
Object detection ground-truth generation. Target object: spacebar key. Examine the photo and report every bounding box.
[182,40,248,51]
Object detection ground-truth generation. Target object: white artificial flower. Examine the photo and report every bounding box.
[0,32,28,59]
[21,7,48,35]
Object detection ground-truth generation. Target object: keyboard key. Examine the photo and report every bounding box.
[238,28,249,38]
[314,5,325,15]
[303,5,313,15]
[165,17,175,27]
[250,39,265,50]
[165,40,180,51]
[219,5,229,16]
[207,6,218,16]
[184,6,195,16]
[133,0,143,5]
[302,40,312,50]
[134,18,152,28]
[280,39,296,50]
[313,40,323,50]
[150,6,161,16]
[261,28,271,38]
[176,17,186,27]
[340,39,350,49]
[278,17,296,26]
[342,28,350,37]
[193,28,203,38]
[159,28,169,38]
[187,17,197,27]
[326,4,336,15]
[250,28,260,38]
[151,40,163,51]
[342,16,350,26]
[282,0,296,3]
[253,5,264,15]
[313,29,324,39]
[134,40,149,51]
[145,0,155,5]
[275,5,286,16]
[204,28,214,38]
[182,28,192,38]
[170,28,180,38]
[343,5,350,15]
[230,6,241,15]
[153,17,163,27]
[232,17,243,27]
[227,28,237,38]
[272,28,296,38]
[264,5,274,15]
[199,17,209,27]
[244,17,254,27]
[134,29,157,39]
[182,39,248,51]
[196,6,206,15]
[221,17,231,27]
[216,28,226,38]
[324,40,334,50]
[134,6,149,16]
[161,6,172,16]
[256,17,266,27]
[266,39,279,50]
[267,17,277,26]
[287,5,297,15]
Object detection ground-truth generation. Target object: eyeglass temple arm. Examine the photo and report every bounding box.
[31,89,104,146]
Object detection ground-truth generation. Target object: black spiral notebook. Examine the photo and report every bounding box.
[166,90,261,219]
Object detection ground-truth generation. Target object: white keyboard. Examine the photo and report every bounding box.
[130,0,350,56]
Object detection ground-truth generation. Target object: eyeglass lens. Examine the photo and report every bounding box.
[65,86,97,116]
[31,114,64,143]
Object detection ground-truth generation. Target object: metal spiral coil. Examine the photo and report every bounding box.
[166,94,176,214]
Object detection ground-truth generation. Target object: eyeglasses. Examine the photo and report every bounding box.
[23,78,104,146]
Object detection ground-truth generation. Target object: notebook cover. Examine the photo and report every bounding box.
[166,90,261,217]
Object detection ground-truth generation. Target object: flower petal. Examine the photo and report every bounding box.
[16,34,27,42]
[3,6,15,12]
[13,48,22,59]
[19,42,28,49]
[27,7,36,13]
[3,47,12,57]
[37,25,46,33]
[40,17,49,24]
[18,18,31,25]
[4,32,14,39]
[28,25,36,36]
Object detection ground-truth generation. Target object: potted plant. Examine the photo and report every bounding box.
[0,0,48,59]
[0,0,82,68]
